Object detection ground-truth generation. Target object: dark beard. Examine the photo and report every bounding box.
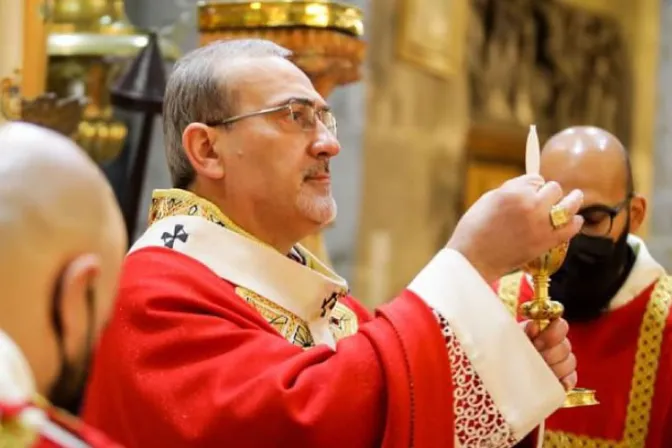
[47,349,91,414]
[48,285,95,414]
[549,227,635,322]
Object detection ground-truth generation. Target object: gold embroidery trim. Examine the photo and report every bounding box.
[236,286,359,348]
[497,271,524,317]
[542,275,672,447]
[150,189,262,244]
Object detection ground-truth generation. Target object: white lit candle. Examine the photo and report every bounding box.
[525,124,540,175]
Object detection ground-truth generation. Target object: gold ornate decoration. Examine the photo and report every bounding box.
[199,0,364,37]
[497,274,672,447]
[198,1,367,265]
[236,286,358,348]
[396,0,468,79]
[0,76,86,137]
[45,0,180,163]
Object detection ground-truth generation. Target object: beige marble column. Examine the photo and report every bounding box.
[0,0,24,124]
[353,0,470,306]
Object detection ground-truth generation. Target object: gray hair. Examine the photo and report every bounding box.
[163,39,293,188]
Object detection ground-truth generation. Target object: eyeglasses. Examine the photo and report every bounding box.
[578,194,632,236]
[206,98,337,137]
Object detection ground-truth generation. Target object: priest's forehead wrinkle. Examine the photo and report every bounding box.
[0,123,125,284]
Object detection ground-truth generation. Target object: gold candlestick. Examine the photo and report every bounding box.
[521,124,598,408]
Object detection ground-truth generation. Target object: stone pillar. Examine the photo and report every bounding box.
[352,0,469,306]
[0,1,24,124]
[649,0,672,270]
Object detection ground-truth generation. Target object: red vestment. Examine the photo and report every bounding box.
[84,248,454,448]
[495,252,672,447]
[83,188,566,448]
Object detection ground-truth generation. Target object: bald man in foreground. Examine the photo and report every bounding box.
[0,122,126,446]
[496,126,672,446]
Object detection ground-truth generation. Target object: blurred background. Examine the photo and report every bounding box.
[0,0,668,307]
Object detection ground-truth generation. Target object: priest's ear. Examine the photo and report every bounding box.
[628,194,647,234]
[54,254,100,362]
[182,123,226,181]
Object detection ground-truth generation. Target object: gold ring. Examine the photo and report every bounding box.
[550,204,571,229]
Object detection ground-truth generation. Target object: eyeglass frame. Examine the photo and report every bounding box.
[204,98,337,137]
[578,192,634,236]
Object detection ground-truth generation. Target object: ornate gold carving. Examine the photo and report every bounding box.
[499,275,672,446]
[0,76,86,137]
[45,1,180,163]
[198,1,364,37]
[199,26,365,90]
[468,0,631,143]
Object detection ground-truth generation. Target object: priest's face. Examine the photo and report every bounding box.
[212,57,340,234]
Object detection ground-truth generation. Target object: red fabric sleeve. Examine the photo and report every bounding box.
[83,248,453,448]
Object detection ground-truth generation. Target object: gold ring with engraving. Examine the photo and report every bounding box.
[550,204,571,229]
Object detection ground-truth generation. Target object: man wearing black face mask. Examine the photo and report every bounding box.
[0,123,127,447]
[495,126,672,447]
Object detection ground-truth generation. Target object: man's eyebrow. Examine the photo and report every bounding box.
[274,97,331,111]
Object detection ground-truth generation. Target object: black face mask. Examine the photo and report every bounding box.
[47,282,95,414]
[549,225,634,322]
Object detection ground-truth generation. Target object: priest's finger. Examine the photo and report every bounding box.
[540,338,572,366]
[551,189,584,224]
[553,215,584,246]
[561,371,578,392]
[531,318,569,351]
[521,320,541,340]
[503,174,545,190]
[536,181,564,209]
[550,353,577,384]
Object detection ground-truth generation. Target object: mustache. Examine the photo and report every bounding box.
[303,160,330,179]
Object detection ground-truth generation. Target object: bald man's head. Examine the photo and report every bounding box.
[542,126,633,197]
[542,126,645,322]
[0,122,126,407]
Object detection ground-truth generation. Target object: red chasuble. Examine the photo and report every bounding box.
[83,189,565,448]
[495,238,672,447]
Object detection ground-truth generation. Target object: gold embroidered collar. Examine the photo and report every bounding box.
[149,188,322,271]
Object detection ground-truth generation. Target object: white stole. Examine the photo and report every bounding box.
[131,215,349,349]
